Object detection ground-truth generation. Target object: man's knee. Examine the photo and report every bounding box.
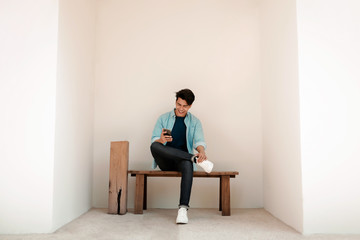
[150,141,161,153]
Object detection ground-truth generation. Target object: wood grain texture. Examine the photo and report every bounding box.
[129,170,238,216]
[129,170,238,178]
[108,141,129,215]
[221,175,231,216]
[134,174,145,214]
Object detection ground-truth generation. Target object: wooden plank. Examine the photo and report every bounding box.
[108,141,129,215]
[134,174,145,214]
[221,175,231,216]
[128,170,238,178]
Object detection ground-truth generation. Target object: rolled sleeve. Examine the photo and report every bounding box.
[194,141,207,150]
[151,116,164,143]
[193,120,206,150]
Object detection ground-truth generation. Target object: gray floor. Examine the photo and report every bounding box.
[1,208,360,240]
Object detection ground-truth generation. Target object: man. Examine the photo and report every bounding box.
[150,88,214,224]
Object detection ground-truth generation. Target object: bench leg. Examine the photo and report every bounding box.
[221,175,231,216]
[134,174,144,214]
[219,177,222,211]
[143,175,147,210]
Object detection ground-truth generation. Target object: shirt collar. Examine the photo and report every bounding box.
[171,108,189,118]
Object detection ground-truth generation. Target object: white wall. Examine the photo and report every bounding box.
[0,0,96,233]
[93,0,263,209]
[0,0,59,234]
[297,0,360,234]
[52,0,96,231]
[259,0,303,233]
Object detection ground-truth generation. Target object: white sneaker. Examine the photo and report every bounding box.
[197,159,214,173]
[176,207,188,224]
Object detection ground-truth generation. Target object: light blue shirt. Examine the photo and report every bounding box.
[151,109,207,169]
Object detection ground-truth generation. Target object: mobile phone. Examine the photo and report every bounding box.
[164,129,172,136]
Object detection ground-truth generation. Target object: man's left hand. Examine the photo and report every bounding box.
[195,152,207,163]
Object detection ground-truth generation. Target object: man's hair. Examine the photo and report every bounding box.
[176,89,195,105]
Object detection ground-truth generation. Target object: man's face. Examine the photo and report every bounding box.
[175,98,191,117]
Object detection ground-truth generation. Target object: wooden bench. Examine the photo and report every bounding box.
[128,170,239,216]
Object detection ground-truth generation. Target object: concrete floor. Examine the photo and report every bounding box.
[1,208,360,240]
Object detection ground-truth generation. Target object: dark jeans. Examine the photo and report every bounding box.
[150,142,194,208]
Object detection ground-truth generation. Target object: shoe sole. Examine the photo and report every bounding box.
[176,217,188,224]
[176,220,188,224]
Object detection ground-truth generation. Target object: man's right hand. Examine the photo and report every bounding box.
[156,129,173,144]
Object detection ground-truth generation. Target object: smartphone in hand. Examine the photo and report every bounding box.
[163,129,172,136]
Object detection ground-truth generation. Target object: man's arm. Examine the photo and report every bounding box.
[193,119,207,163]
[151,115,172,144]
[151,116,163,143]
[195,145,207,163]
[193,118,207,150]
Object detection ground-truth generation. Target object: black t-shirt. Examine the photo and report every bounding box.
[166,116,188,152]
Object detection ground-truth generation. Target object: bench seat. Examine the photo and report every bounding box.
[128,170,239,216]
